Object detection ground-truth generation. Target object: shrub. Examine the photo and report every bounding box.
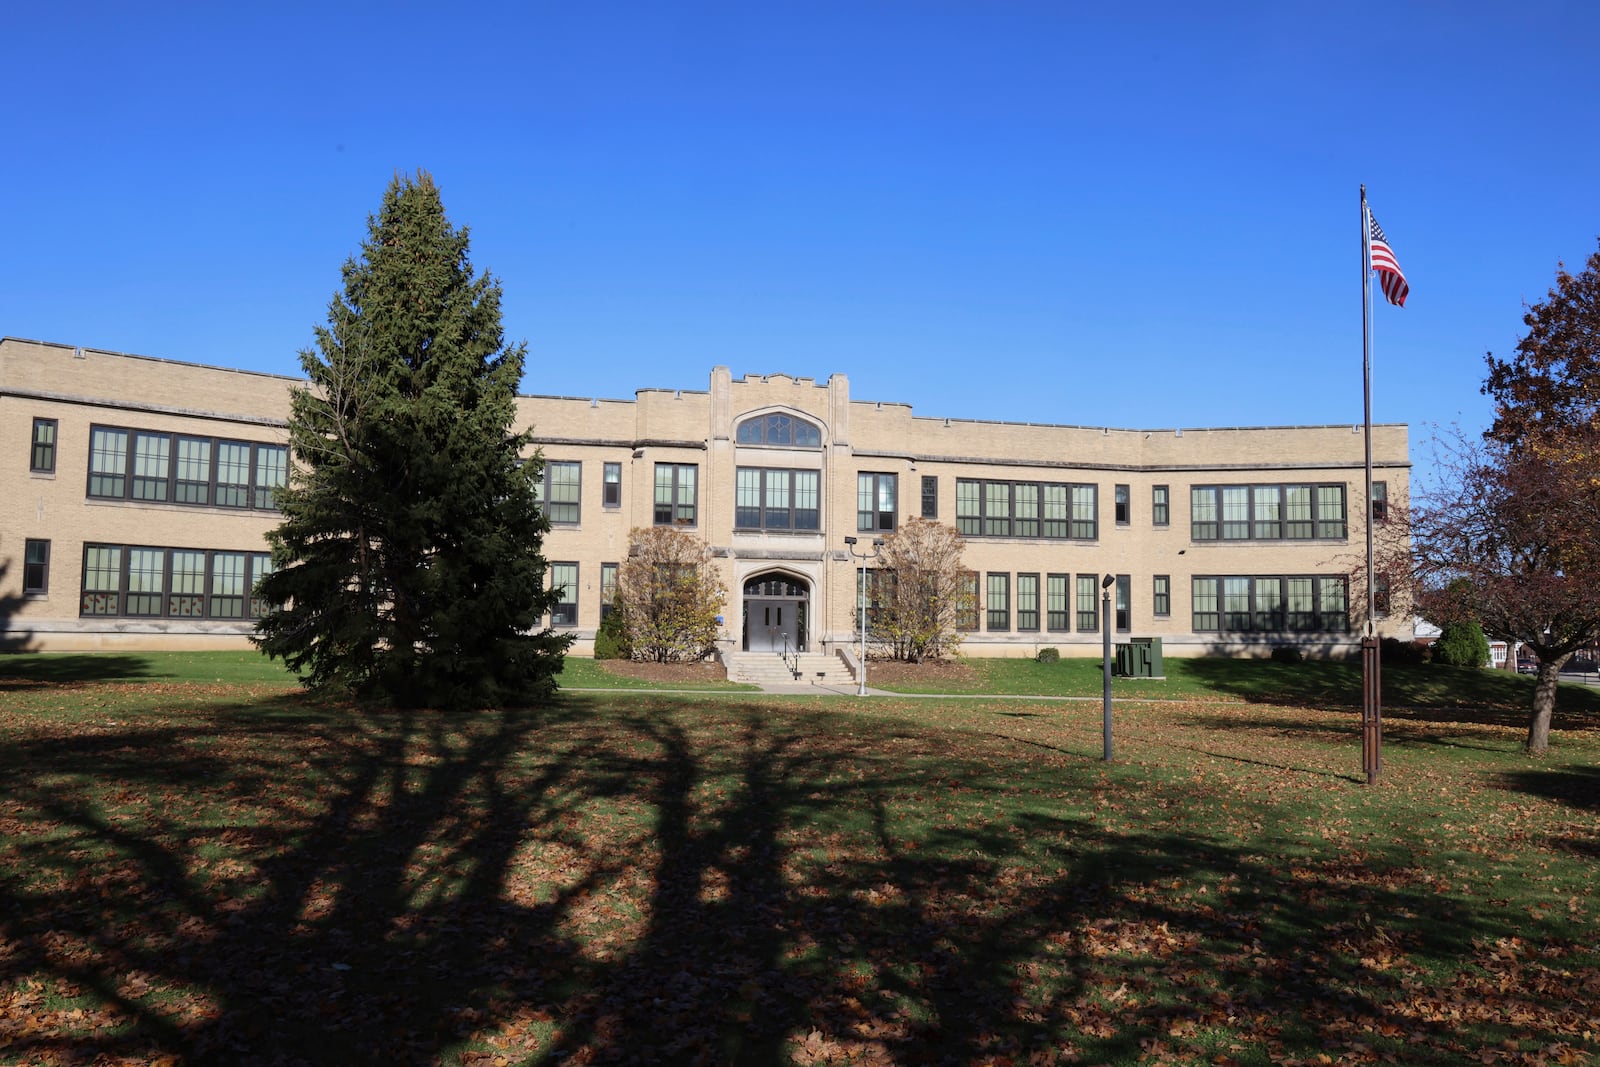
[593,607,628,660]
[1433,620,1491,668]
[1035,647,1060,663]
[1270,646,1305,664]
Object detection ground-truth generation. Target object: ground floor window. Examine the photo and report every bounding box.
[23,539,50,594]
[550,562,578,626]
[1076,574,1099,632]
[79,544,276,620]
[1191,575,1349,633]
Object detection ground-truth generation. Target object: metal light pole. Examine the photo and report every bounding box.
[843,536,884,696]
[1101,573,1115,761]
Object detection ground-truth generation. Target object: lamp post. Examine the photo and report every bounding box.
[843,536,885,696]
[1101,572,1115,761]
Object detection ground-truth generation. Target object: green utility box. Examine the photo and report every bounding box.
[1114,636,1165,678]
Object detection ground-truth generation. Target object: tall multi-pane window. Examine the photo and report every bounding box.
[88,428,129,498]
[550,563,578,626]
[1070,485,1097,539]
[957,572,979,631]
[253,446,287,509]
[1115,484,1130,525]
[249,555,277,618]
[736,468,819,530]
[1115,575,1130,632]
[986,573,1010,631]
[125,548,166,616]
[209,553,247,618]
[31,419,57,473]
[169,551,207,617]
[1016,574,1039,631]
[983,482,1010,536]
[1152,485,1169,527]
[600,562,619,619]
[1046,574,1070,631]
[215,442,252,508]
[81,545,123,615]
[132,432,171,502]
[538,461,582,524]
[1253,577,1284,630]
[921,475,938,519]
[1152,575,1171,617]
[1014,483,1039,537]
[1076,574,1099,631]
[1286,577,1316,630]
[1374,573,1391,617]
[1371,480,1389,523]
[1191,484,1347,541]
[1191,577,1220,631]
[654,464,697,525]
[603,462,621,508]
[857,473,897,532]
[955,479,1096,539]
[23,540,50,594]
[1318,576,1349,627]
[175,437,212,504]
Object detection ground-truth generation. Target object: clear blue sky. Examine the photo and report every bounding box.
[6,2,1598,485]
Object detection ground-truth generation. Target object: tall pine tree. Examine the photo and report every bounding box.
[254,171,570,707]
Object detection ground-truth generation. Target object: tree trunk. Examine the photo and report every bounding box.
[1527,661,1562,754]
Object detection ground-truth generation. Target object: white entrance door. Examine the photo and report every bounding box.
[745,598,798,652]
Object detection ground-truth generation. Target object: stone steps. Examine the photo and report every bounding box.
[723,651,855,686]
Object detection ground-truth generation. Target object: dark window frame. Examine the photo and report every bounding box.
[1371,480,1388,524]
[1152,484,1169,527]
[1016,572,1040,632]
[1190,483,1348,542]
[1152,574,1171,617]
[921,475,938,520]
[31,418,58,474]
[986,572,1010,632]
[1115,574,1131,632]
[539,460,583,525]
[86,423,285,512]
[736,466,821,531]
[1115,484,1130,526]
[956,571,979,631]
[1046,573,1071,632]
[550,562,579,627]
[1190,574,1350,634]
[23,539,50,595]
[955,478,1098,540]
[78,543,277,620]
[1076,574,1099,632]
[603,462,622,508]
[857,472,898,533]
[653,463,699,526]
[735,412,823,448]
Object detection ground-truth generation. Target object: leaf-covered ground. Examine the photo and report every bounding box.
[0,676,1596,1065]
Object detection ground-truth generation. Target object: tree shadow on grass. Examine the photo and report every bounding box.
[0,652,155,689]
[0,690,1594,1065]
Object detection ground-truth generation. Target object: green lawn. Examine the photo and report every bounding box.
[0,654,1595,1065]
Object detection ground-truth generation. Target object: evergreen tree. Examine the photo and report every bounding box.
[254,171,571,707]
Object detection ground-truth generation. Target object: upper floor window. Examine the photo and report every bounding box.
[1115,485,1130,526]
[921,475,938,519]
[536,460,581,524]
[31,419,57,473]
[1190,483,1347,541]
[736,412,822,448]
[857,473,897,532]
[87,424,285,512]
[1152,485,1170,527]
[1372,480,1389,523]
[603,462,622,507]
[956,479,1096,540]
[736,468,820,531]
[654,463,698,526]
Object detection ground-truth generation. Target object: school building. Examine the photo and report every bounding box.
[1,336,1412,663]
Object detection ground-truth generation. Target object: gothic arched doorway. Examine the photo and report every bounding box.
[743,573,809,653]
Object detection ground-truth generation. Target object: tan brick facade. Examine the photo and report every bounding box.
[2,337,1411,657]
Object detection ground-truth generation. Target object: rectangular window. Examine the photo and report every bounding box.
[30,419,57,473]
[1115,574,1130,632]
[550,563,578,626]
[956,479,1095,539]
[957,571,979,631]
[1152,484,1169,526]
[23,539,49,595]
[955,479,981,536]
[736,468,820,531]
[88,427,129,498]
[600,562,619,620]
[986,573,1010,632]
[858,473,897,532]
[1046,574,1070,631]
[125,547,166,616]
[132,432,171,502]
[1070,485,1097,539]
[1017,573,1039,632]
[1076,574,1099,632]
[80,545,123,616]
[1152,574,1171,617]
[1014,482,1039,538]
[1115,484,1130,525]
[168,550,207,617]
[1372,480,1389,523]
[654,463,698,525]
[175,437,212,504]
[249,554,277,618]
[538,461,582,525]
[921,475,938,519]
[1191,575,1350,633]
[1191,484,1348,542]
[215,442,251,508]
[603,462,622,508]
[1374,573,1391,618]
[209,552,246,618]
[983,481,1011,536]
[1192,577,1220,632]
[254,445,288,509]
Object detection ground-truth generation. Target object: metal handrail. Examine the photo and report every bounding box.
[780,633,800,680]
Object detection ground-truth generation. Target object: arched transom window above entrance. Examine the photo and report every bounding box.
[744,574,808,598]
[736,412,822,448]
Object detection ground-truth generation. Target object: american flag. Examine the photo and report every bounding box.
[1368,211,1408,307]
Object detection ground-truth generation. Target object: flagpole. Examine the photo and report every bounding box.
[1359,184,1382,785]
